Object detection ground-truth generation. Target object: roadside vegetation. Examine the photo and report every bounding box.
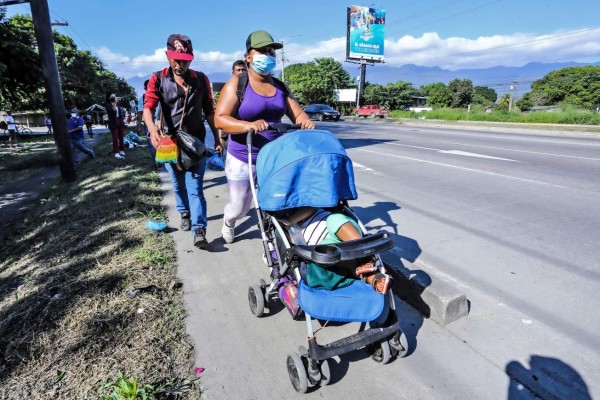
[389,105,600,126]
[0,135,200,399]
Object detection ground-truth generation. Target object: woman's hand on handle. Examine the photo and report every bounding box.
[246,119,270,133]
[299,119,316,130]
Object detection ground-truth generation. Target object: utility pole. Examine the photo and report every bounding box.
[280,42,286,83]
[29,0,76,181]
[508,81,518,112]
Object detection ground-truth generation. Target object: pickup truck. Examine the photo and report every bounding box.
[354,104,389,118]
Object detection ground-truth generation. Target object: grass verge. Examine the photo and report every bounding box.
[0,134,200,399]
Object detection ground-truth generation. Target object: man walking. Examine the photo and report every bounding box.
[143,33,222,249]
[5,111,17,148]
[67,108,94,165]
[220,60,248,150]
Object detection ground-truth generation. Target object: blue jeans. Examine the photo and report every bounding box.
[164,159,207,235]
[71,136,93,164]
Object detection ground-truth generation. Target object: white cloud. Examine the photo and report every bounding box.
[95,27,600,79]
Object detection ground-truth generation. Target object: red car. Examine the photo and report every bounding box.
[354,104,389,118]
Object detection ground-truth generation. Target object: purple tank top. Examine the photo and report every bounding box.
[227,81,287,164]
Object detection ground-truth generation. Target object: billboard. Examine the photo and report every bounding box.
[334,88,358,103]
[346,5,385,62]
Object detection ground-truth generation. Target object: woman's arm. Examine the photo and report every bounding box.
[214,76,270,134]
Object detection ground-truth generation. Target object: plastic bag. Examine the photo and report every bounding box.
[207,152,225,170]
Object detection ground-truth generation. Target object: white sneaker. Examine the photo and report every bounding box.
[222,221,234,244]
[119,151,125,156]
[114,153,124,159]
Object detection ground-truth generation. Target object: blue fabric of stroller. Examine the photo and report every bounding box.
[298,279,385,322]
[256,130,357,211]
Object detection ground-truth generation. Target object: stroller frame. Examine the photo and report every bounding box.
[245,125,408,393]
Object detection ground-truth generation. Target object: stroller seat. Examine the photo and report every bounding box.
[298,279,384,323]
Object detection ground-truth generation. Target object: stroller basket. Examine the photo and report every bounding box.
[289,231,394,266]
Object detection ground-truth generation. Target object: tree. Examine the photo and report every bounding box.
[283,58,354,106]
[516,92,534,111]
[0,11,135,111]
[528,65,600,109]
[420,82,452,108]
[473,86,497,103]
[384,81,417,110]
[497,93,511,110]
[447,78,474,108]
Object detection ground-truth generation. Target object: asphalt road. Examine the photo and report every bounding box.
[170,120,599,399]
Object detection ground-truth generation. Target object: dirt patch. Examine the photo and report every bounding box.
[0,135,200,399]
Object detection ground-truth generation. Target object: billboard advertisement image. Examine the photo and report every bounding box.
[347,5,385,62]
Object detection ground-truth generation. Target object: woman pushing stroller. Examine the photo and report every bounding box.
[214,30,315,244]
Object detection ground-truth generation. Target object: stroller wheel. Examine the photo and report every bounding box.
[287,353,308,393]
[320,358,332,386]
[248,283,265,317]
[367,340,391,364]
[389,331,409,358]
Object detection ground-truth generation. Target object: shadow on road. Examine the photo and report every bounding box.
[506,355,592,400]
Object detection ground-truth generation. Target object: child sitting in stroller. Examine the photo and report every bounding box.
[278,206,391,294]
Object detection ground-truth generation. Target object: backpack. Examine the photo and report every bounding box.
[236,72,290,104]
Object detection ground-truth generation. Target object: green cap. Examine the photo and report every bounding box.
[246,30,283,52]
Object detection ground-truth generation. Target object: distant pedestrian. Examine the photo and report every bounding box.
[137,79,159,167]
[67,108,94,165]
[5,110,17,147]
[85,114,93,137]
[143,33,223,249]
[45,116,52,134]
[105,93,126,159]
[220,60,248,151]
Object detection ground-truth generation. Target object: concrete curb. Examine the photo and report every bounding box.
[381,248,469,326]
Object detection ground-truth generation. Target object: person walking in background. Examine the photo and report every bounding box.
[214,30,315,244]
[5,110,18,148]
[84,113,93,137]
[105,93,126,159]
[137,79,159,167]
[231,59,247,76]
[66,108,94,165]
[143,33,223,249]
[45,116,52,134]
[219,60,248,152]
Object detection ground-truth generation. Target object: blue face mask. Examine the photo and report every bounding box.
[252,53,277,75]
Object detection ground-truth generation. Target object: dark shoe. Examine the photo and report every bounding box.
[180,212,191,231]
[194,228,208,249]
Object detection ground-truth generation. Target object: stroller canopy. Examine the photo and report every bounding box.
[256,130,357,211]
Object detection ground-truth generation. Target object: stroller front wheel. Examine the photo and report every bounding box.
[319,358,332,385]
[248,283,265,317]
[367,340,391,364]
[287,353,308,393]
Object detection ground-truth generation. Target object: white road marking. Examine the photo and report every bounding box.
[438,150,519,161]
[353,148,568,188]
[352,161,381,174]
[431,140,600,161]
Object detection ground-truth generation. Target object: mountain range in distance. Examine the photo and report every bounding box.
[127,60,599,99]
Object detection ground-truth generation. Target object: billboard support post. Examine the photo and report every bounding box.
[358,61,366,107]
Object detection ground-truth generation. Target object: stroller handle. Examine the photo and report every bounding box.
[246,123,302,146]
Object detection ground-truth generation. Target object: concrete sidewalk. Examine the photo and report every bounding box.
[159,160,473,398]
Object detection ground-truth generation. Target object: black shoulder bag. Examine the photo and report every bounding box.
[176,84,207,170]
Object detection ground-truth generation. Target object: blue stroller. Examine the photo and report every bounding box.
[246,125,408,393]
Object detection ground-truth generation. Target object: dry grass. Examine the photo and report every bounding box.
[0,135,200,399]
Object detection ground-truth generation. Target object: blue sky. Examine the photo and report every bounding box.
[5,0,600,79]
